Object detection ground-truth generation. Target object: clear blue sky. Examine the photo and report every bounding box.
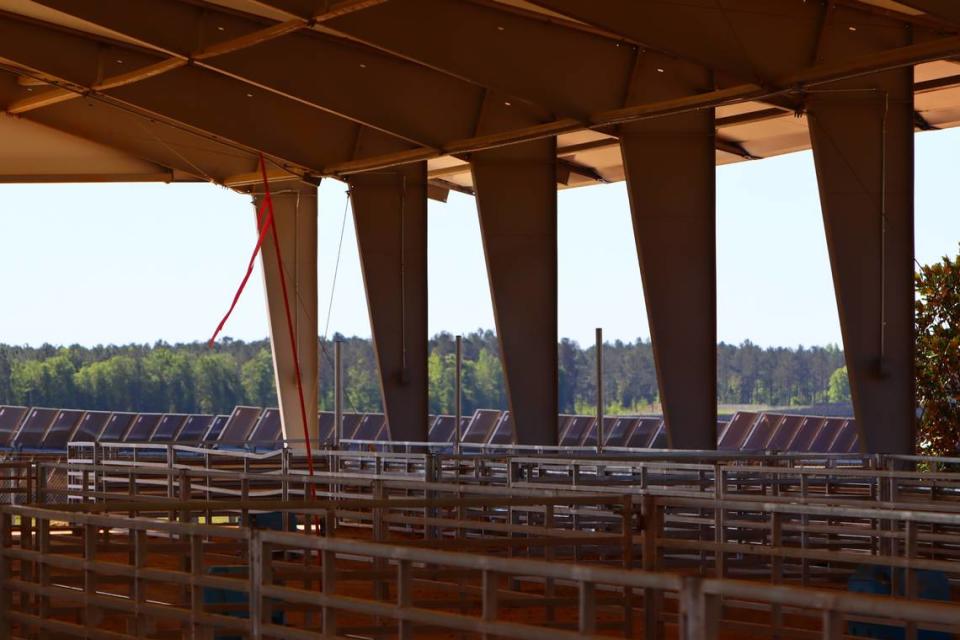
[2,129,958,349]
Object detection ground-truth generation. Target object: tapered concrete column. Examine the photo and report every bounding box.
[807,16,915,454]
[620,53,717,450]
[349,162,429,442]
[472,136,558,446]
[255,181,319,444]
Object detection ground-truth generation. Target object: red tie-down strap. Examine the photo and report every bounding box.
[209,155,319,516]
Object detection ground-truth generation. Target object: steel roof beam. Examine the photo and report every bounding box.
[0,14,378,178]
[892,0,960,26]
[29,0,484,148]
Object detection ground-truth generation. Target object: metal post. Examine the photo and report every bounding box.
[455,335,463,454]
[334,339,343,450]
[596,327,604,453]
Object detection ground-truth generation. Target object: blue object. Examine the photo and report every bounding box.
[847,565,952,639]
[249,511,296,532]
[204,565,284,640]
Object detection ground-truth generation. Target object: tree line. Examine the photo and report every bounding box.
[0,333,849,416]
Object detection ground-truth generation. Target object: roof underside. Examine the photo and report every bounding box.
[0,0,959,198]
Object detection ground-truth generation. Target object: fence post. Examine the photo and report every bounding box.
[621,494,635,637]
[249,531,262,640]
[455,335,462,454]
[822,610,844,640]
[334,339,343,450]
[579,581,597,634]
[84,523,102,626]
[0,512,11,640]
[398,559,414,640]
[481,570,498,640]
[642,494,661,639]
[596,327,604,453]
[680,576,719,640]
[322,547,337,637]
[35,463,45,505]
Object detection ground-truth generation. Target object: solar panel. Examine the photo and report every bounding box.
[844,430,861,453]
[352,414,383,440]
[488,412,514,444]
[808,418,846,452]
[831,420,860,453]
[765,415,804,450]
[556,415,574,443]
[718,412,758,450]
[605,417,639,447]
[648,422,668,448]
[429,415,457,443]
[204,415,230,442]
[787,416,826,451]
[175,415,213,443]
[14,407,59,448]
[40,409,85,449]
[317,412,335,443]
[626,418,661,448]
[582,417,616,447]
[151,414,188,441]
[559,416,594,446]
[340,413,364,440]
[0,406,28,447]
[124,413,163,443]
[71,411,112,442]
[373,419,390,441]
[462,410,501,444]
[248,408,282,445]
[742,413,784,450]
[217,406,262,444]
[99,412,137,442]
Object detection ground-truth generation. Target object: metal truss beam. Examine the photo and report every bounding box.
[255,181,319,444]
[28,0,484,148]
[9,95,256,183]
[620,53,717,450]
[472,130,558,446]
[349,156,430,442]
[0,15,367,177]
[807,13,915,454]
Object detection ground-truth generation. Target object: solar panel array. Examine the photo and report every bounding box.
[0,404,859,453]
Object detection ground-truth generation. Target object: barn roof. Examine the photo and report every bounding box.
[1,0,959,197]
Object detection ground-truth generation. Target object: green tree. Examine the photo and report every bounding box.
[915,246,960,455]
[428,351,456,414]
[143,348,196,412]
[827,366,851,403]
[193,353,243,414]
[241,348,277,407]
[11,353,77,407]
[73,355,142,411]
[345,349,381,413]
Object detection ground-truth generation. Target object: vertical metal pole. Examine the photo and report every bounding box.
[596,327,604,453]
[455,335,463,454]
[334,340,343,450]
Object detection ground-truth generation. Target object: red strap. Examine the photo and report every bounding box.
[207,195,273,348]
[257,157,318,484]
[209,155,319,508]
